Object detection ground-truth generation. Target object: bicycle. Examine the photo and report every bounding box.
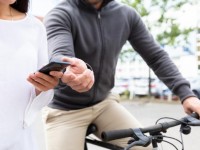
[85,113,200,150]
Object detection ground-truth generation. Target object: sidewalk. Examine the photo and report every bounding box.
[120,95,181,105]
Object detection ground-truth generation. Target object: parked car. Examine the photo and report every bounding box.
[150,79,168,98]
[151,77,200,101]
[187,77,200,99]
[130,78,155,96]
[111,78,130,95]
[150,79,179,100]
[188,77,200,90]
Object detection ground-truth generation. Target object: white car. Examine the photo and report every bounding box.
[111,78,130,95]
[131,78,155,96]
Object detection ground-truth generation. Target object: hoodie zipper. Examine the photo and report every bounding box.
[91,11,105,104]
[98,12,101,19]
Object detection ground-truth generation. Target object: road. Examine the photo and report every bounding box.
[88,99,200,150]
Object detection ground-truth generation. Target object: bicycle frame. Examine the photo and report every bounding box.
[85,137,123,150]
[85,128,162,150]
[84,124,123,150]
[86,136,161,150]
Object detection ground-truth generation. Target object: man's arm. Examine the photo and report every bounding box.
[44,3,95,92]
[44,4,75,62]
[128,8,200,115]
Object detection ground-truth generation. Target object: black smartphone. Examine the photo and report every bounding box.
[38,61,71,75]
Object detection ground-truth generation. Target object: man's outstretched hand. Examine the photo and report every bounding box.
[57,57,95,93]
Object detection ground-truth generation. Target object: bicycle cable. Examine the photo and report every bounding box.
[154,135,182,145]
[161,139,178,150]
[154,117,187,150]
[180,131,184,150]
[155,117,188,125]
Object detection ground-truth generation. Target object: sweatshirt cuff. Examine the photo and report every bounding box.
[86,63,93,71]
[23,89,54,128]
[173,85,196,103]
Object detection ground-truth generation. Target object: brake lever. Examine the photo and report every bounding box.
[124,128,152,150]
[125,139,151,150]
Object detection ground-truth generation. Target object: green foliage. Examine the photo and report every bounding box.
[119,47,137,62]
[121,0,198,46]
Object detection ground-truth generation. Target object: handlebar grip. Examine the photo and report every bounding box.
[186,112,200,126]
[101,128,134,142]
[190,112,199,119]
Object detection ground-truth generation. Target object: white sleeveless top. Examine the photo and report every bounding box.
[0,14,53,150]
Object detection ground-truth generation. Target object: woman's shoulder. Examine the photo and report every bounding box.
[26,14,46,30]
[26,14,44,24]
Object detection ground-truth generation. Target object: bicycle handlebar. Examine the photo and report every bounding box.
[101,113,199,142]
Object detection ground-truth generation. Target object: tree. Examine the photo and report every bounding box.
[119,0,199,96]
[122,0,199,46]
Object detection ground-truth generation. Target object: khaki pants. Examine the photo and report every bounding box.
[42,94,151,150]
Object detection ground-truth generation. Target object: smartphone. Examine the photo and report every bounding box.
[38,61,70,75]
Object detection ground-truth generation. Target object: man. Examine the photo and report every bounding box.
[43,0,200,150]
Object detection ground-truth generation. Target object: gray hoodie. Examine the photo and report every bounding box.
[44,0,195,110]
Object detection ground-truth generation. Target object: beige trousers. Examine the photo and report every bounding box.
[42,94,151,150]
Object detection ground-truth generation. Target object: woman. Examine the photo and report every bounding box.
[0,0,63,149]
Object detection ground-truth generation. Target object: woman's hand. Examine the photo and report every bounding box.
[27,71,63,95]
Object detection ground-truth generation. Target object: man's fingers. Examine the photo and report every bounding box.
[61,72,76,84]
[184,108,193,115]
[62,57,75,65]
[62,57,87,74]
[87,77,94,90]
[59,58,94,92]
[182,97,200,116]
[69,70,94,92]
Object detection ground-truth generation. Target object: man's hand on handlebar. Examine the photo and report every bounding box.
[182,97,200,116]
